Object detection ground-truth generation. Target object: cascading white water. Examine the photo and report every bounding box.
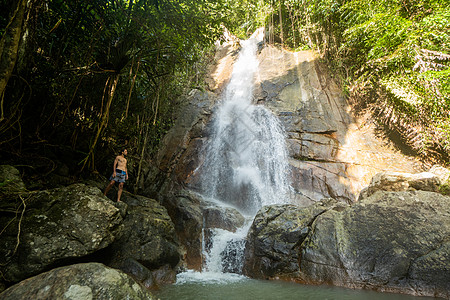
[203,222,252,273]
[201,29,290,216]
[197,28,292,276]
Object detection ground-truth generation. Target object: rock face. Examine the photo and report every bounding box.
[142,88,218,198]
[106,194,181,288]
[0,184,123,284]
[243,199,348,279]
[0,263,154,300]
[254,46,422,203]
[148,42,423,207]
[299,190,450,298]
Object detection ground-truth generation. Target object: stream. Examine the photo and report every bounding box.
[155,271,432,300]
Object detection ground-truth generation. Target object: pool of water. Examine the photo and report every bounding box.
[154,271,433,300]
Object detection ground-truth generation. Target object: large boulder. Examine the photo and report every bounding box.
[0,263,154,300]
[163,190,204,270]
[118,258,176,291]
[358,171,441,200]
[429,165,450,184]
[0,184,124,284]
[202,205,246,266]
[106,194,181,288]
[163,190,246,271]
[299,190,450,298]
[243,199,347,279]
[203,205,245,233]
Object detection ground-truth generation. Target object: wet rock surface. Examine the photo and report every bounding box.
[203,205,245,232]
[163,190,245,271]
[0,263,154,300]
[254,46,423,203]
[243,199,348,279]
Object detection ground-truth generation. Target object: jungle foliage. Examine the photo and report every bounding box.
[252,0,450,164]
[0,0,248,191]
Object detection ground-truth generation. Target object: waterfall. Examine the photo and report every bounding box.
[199,28,291,276]
[201,28,290,216]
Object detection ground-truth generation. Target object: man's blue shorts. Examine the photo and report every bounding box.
[110,169,126,183]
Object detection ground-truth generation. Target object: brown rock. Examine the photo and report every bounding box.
[358,171,441,200]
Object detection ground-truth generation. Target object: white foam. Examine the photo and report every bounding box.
[175,270,249,285]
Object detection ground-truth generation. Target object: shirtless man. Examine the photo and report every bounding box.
[104,149,128,202]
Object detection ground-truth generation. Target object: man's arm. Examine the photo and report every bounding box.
[113,156,119,176]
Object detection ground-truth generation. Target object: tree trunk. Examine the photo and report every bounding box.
[81,73,120,171]
[278,0,284,45]
[134,121,149,194]
[125,60,139,118]
[0,0,27,122]
[152,79,162,126]
[286,4,296,48]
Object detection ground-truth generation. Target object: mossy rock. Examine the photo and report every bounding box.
[0,165,26,194]
[0,263,154,300]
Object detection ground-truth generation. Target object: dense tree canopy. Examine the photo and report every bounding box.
[0,0,248,191]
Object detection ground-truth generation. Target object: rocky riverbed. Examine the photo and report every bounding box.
[1,39,449,299]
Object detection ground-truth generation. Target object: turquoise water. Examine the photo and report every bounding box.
[154,271,432,300]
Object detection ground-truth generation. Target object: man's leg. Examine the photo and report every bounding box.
[117,182,124,202]
[104,180,115,196]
